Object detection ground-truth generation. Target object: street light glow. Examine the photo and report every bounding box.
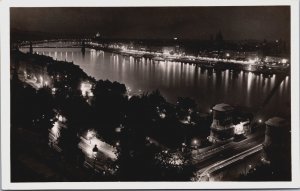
[193,139,199,145]
[159,113,166,119]
[81,81,93,97]
[86,129,96,140]
[78,130,117,160]
[187,115,191,122]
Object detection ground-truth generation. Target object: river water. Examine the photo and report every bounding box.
[21,46,290,119]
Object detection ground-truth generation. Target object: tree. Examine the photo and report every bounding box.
[177,97,197,111]
[91,80,128,142]
[148,89,166,107]
[176,97,197,120]
[35,87,55,141]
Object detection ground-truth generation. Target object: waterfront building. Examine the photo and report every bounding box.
[264,56,289,64]
[222,50,260,61]
[208,103,235,143]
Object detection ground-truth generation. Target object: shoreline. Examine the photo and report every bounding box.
[20,41,290,76]
[86,45,290,76]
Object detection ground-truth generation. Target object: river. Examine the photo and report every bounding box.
[21,46,290,119]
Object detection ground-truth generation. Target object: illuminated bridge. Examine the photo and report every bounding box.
[18,39,91,48]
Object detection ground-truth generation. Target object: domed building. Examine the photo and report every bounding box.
[208,103,235,143]
[262,117,291,180]
[263,117,290,163]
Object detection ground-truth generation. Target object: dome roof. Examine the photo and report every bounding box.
[265,117,288,127]
[212,103,234,112]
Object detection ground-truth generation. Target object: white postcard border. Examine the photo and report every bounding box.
[1,0,299,189]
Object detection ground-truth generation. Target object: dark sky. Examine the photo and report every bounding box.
[10,6,290,41]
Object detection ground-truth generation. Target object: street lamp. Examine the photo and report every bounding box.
[187,115,191,123]
[92,144,98,173]
[193,139,198,145]
[181,142,187,152]
[192,139,199,149]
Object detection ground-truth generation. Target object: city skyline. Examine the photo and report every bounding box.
[11,6,290,41]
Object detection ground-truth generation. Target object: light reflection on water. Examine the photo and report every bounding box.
[22,47,290,118]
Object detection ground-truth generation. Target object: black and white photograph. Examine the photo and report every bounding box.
[1,0,300,190]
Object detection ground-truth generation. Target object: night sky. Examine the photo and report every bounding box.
[10,6,290,41]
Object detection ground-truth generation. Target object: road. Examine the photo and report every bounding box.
[196,144,263,181]
[191,129,265,180]
[77,135,118,174]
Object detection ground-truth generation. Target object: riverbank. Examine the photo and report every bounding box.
[11,49,216,180]
[86,44,290,75]
[10,49,214,148]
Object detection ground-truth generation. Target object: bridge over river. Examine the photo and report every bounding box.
[18,40,290,75]
[18,39,90,48]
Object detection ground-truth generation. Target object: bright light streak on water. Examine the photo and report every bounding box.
[247,72,253,93]
[285,76,289,92]
[224,70,229,91]
[271,74,276,89]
